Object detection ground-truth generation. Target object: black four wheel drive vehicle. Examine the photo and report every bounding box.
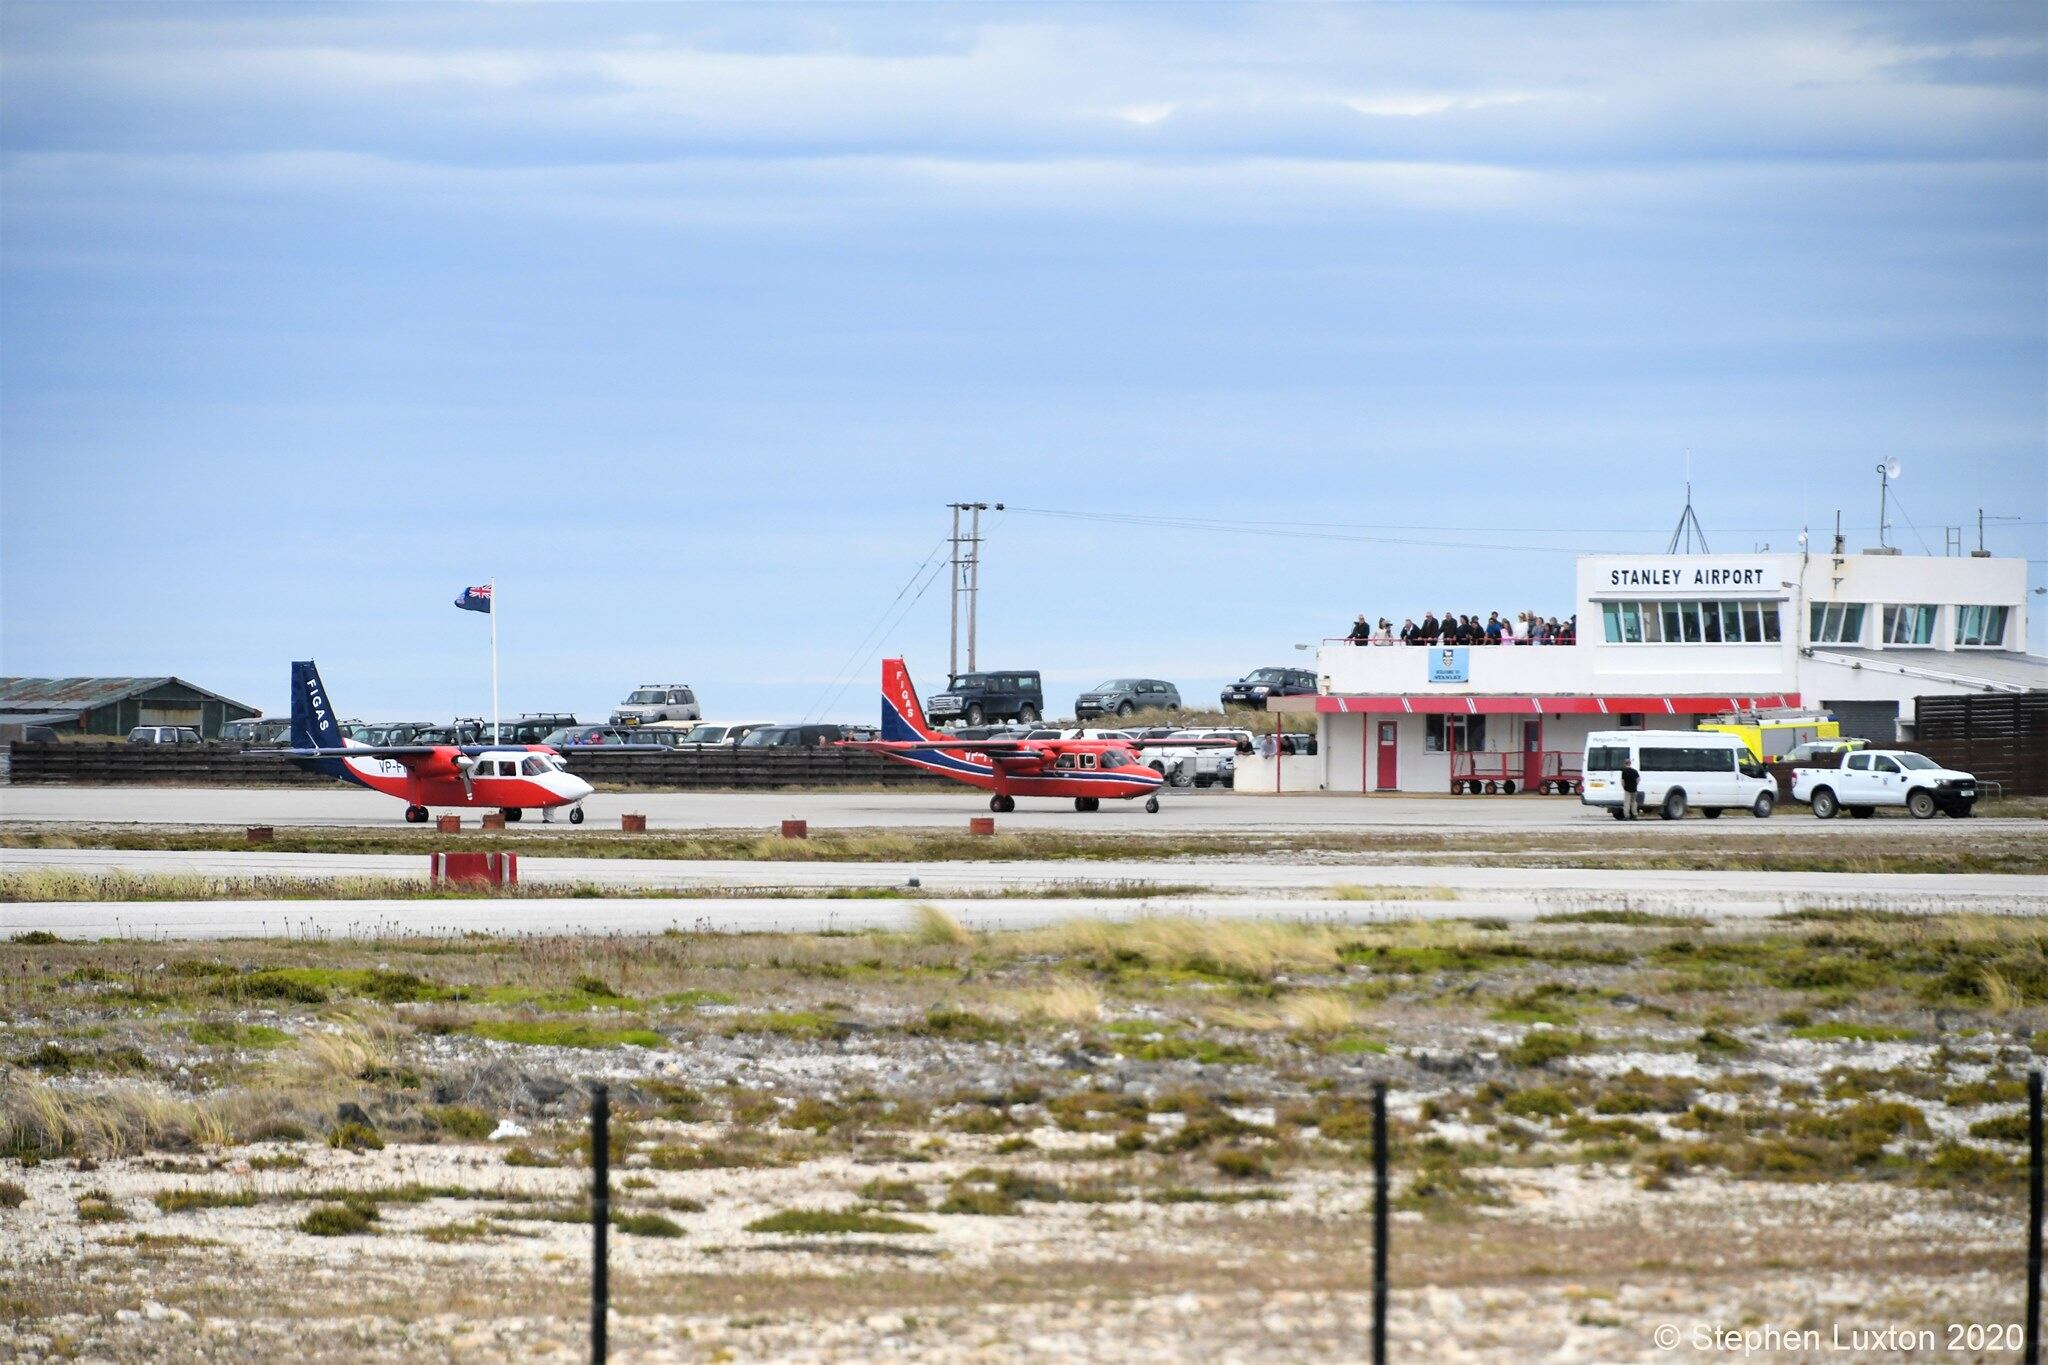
[924,670,1044,727]
[1220,667,1317,710]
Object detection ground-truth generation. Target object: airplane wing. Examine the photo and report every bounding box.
[1130,737,1255,749]
[285,746,446,761]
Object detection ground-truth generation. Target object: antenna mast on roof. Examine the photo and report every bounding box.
[1665,465,1711,555]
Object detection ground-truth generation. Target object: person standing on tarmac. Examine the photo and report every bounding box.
[1620,758,1641,820]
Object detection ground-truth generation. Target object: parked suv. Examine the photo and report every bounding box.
[739,723,848,748]
[493,714,579,745]
[611,684,701,728]
[127,726,201,745]
[924,671,1043,727]
[1221,668,1317,710]
[1791,749,1976,819]
[1074,678,1181,720]
[220,718,293,746]
[411,719,488,746]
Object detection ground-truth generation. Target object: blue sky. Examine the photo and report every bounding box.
[3,1,2044,722]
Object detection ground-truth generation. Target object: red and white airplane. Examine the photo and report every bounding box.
[284,661,595,823]
[840,659,1231,813]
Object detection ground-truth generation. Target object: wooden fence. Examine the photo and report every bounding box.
[3,743,950,791]
[1914,691,2048,797]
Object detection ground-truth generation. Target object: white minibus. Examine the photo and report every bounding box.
[1580,729,1776,821]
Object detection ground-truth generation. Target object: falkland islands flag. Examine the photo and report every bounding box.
[454,584,493,614]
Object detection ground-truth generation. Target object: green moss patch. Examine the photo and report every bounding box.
[747,1208,931,1235]
[468,1019,663,1049]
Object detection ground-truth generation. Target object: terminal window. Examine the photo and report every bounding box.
[1424,715,1486,752]
[1600,600,1781,644]
[1955,605,2009,648]
[1881,604,1938,646]
[1808,602,1866,645]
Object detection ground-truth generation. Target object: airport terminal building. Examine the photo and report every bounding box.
[1274,549,2043,794]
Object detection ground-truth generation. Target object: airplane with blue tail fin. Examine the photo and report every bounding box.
[840,658,1234,813]
[285,661,595,823]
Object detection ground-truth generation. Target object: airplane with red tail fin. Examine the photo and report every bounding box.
[283,660,596,823]
[840,658,1236,813]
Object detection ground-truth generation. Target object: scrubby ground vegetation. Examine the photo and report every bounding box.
[2,906,2039,1360]
[7,812,2047,874]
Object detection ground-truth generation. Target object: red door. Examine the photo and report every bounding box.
[1522,719,1543,791]
[1375,721,1398,791]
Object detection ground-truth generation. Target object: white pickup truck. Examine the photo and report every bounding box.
[1789,749,1978,820]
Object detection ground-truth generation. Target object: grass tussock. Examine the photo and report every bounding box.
[1004,977,1103,1025]
[2,1078,235,1160]
[906,903,974,949]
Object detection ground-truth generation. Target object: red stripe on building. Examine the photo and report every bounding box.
[1311,693,1799,716]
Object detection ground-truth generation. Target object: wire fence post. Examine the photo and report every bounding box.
[592,1083,610,1365]
[2029,1069,2042,1365]
[1372,1079,1389,1365]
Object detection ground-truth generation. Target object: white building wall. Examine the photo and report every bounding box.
[1794,549,2028,652]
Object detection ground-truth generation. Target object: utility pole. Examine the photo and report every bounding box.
[947,502,991,679]
[948,504,962,680]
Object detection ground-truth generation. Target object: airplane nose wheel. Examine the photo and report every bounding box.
[989,794,1015,814]
[404,805,428,824]
[1144,796,1160,814]
[568,805,586,825]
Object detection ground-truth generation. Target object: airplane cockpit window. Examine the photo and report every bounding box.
[1100,750,1128,769]
[521,756,547,776]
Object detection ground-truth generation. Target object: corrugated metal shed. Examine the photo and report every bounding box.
[0,677,258,738]
[0,677,254,709]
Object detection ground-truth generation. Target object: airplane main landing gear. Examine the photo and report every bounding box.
[568,805,586,825]
[1144,796,1160,814]
[500,808,523,823]
[404,804,429,824]
[989,794,1016,813]
[1074,797,1100,812]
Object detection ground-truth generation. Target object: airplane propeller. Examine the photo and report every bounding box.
[453,753,476,801]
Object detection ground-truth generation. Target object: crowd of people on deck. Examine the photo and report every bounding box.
[1343,611,1577,645]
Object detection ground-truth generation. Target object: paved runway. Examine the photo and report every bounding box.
[0,784,2028,835]
[5,845,2042,938]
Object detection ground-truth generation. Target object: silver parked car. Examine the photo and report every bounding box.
[1074,678,1181,720]
[128,726,202,745]
[611,684,702,727]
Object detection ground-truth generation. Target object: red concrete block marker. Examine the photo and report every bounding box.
[430,852,519,886]
[481,813,507,831]
[245,826,274,844]
[781,819,808,839]
[622,814,648,834]
[436,815,462,833]
[968,817,996,836]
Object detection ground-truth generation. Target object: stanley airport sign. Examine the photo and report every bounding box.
[1603,562,1773,591]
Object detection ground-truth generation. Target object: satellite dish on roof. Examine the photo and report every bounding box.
[1884,457,1902,481]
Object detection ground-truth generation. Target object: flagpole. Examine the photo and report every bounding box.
[490,578,500,744]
